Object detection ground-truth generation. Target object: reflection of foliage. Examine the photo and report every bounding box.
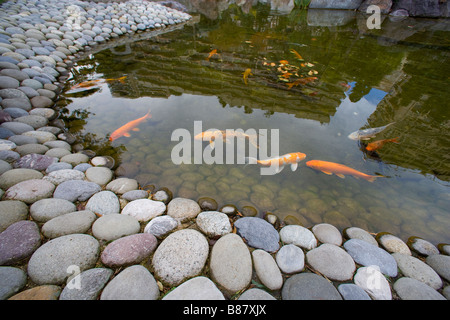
[294,0,311,9]
[58,107,126,166]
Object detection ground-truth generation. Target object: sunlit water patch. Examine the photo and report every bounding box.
[59,5,450,244]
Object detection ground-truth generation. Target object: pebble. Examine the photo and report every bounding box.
[14,153,57,170]
[122,189,148,201]
[100,265,159,300]
[86,190,120,215]
[279,224,317,250]
[53,179,101,202]
[306,244,356,281]
[166,197,201,222]
[377,233,411,255]
[0,200,28,232]
[354,266,392,300]
[343,226,378,246]
[407,237,439,256]
[392,253,442,289]
[60,268,113,300]
[152,229,209,286]
[41,210,96,238]
[101,233,157,267]
[393,277,446,300]
[196,211,232,237]
[210,233,252,294]
[8,285,61,300]
[42,168,85,185]
[344,239,398,277]
[426,254,450,282]
[121,198,166,222]
[0,220,41,265]
[234,217,280,252]
[92,213,141,241]
[4,178,55,204]
[144,215,178,239]
[312,223,342,246]
[282,273,342,300]
[337,283,371,300]
[0,266,27,300]
[30,198,76,222]
[238,288,277,300]
[162,276,225,300]
[106,177,138,194]
[27,234,100,285]
[0,168,43,190]
[252,249,283,290]
[85,166,113,186]
[276,244,305,274]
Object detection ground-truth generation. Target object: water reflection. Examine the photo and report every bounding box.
[60,2,449,243]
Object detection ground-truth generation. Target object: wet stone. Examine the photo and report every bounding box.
[343,227,378,246]
[0,221,41,265]
[407,237,439,256]
[282,273,342,300]
[106,177,138,194]
[377,233,411,255]
[344,239,398,277]
[234,217,280,252]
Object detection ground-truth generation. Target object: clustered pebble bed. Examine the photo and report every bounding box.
[0,0,449,301]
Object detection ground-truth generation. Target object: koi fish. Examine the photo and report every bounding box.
[109,110,151,141]
[242,68,253,85]
[286,77,317,89]
[306,160,382,182]
[348,122,395,141]
[206,49,219,61]
[67,76,127,93]
[194,129,259,149]
[290,49,304,60]
[366,137,399,151]
[246,152,306,173]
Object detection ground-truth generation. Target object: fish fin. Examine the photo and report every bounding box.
[392,137,400,143]
[321,170,333,175]
[336,174,345,179]
[244,157,258,165]
[124,133,131,137]
[291,163,298,171]
[118,76,127,83]
[132,128,140,131]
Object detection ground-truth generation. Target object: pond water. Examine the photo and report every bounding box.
[59,4,450,244]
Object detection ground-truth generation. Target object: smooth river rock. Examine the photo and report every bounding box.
[162,276,225,300]
[121,198,166,222]
[234,217,280,252]
[0,220,41,265]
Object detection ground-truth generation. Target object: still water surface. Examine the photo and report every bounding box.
[60,5,450,244]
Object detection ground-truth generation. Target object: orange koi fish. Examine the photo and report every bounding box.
[306,160,382,182]
[194,129,259,149]
[366,137,399,151]
[290,49,304,60]
[67,76,127,93]
[206,49,219,61]
[246,152,306,173]
[109,110,151,141]
[286,76,317,89]
[242,68,253,85]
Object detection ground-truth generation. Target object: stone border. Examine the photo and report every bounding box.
[0,0,449,301]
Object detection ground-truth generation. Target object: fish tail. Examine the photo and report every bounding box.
[365,174,385,182]
[118,76,127,83]
[391,137,400,143]
[244,157,258,165]
[144,109,152,119]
